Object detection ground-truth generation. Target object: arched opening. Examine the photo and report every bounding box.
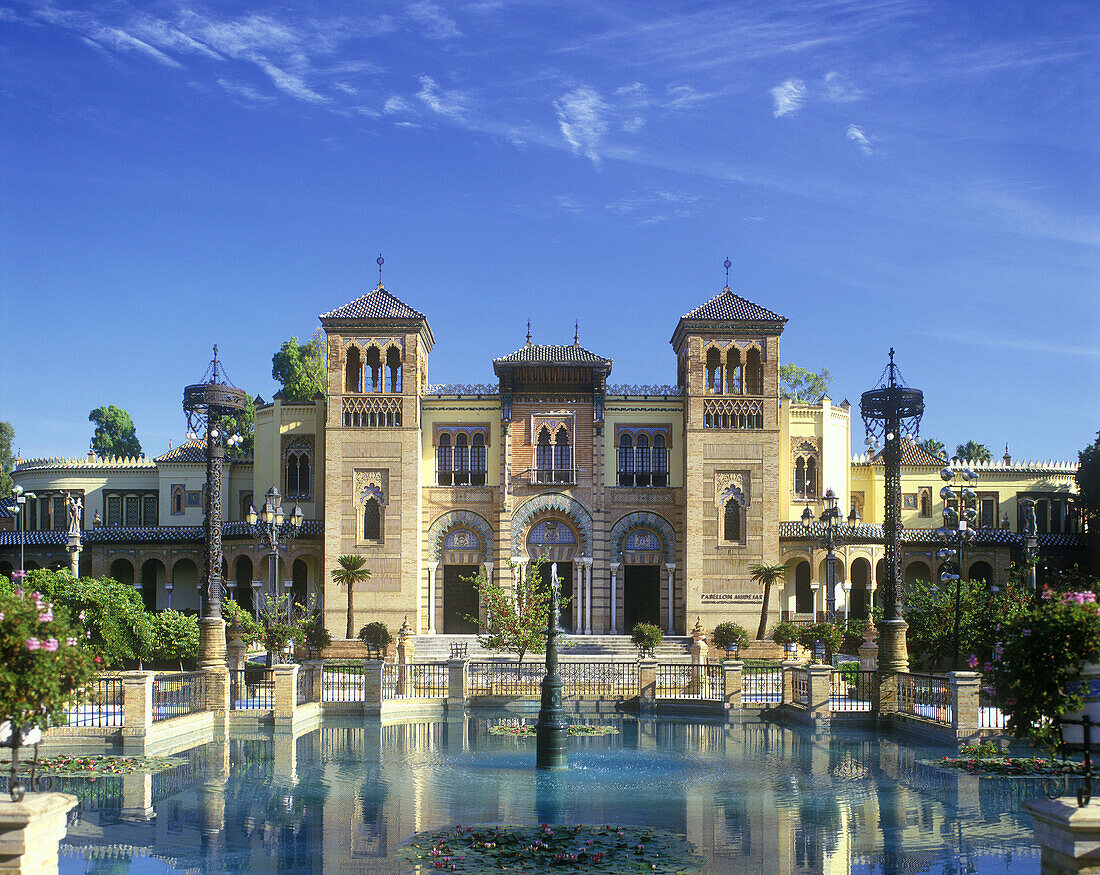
[436,433,453,485]
[968,561,995,585]
[385,346,402,393]
[622,527,663,633]
[471,433,486,485]
[905,560,931,587]
[363,498,382,541]
[366,346,383,392]
[850,558,871,618]
[535,428,553,482]
[453,433,469,486]
[706,347,723,393]
[139,559,163,611]
[618,433,634,486]
[292,557,308,611]
[25,560,41,571]
[527,519,577,632]
[795,458,805,496]
[345,346,362,393]
[653,434,668,487]
[723,501,742,543]
[919,489,932,517]
[806,457,816,497]
[0,561,12,577]
[553,428,571,482]
[794,561,813,614]
[110,558,134,586]
[171,558,200,613]
[234,555,254,616]
[745,348,763,395]
[726,348,743,394]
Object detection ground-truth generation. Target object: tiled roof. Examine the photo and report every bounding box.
[871,439,949,467]
[155,440,207,463]
[680,290,786,323]
[779,521,1087,548]
[0,531,69,546]
[493,343,612,366]
[320,286,425,321]
[0,498,14,520]
[0,520,326,547]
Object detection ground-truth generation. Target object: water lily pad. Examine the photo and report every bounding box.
[15,754,185,776]
[489,724,619,737]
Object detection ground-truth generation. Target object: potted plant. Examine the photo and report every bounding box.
[630,622,663,659]
[712,622,749,659]
[988,588,1100,747]
[300,611,332,657]
[798,622,843,664]
[0,586,97,800]
[359,622,393,659]
[771,621,800,655]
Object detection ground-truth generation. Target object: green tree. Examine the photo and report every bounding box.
[0,421,13,495]
[954,440,992,463]
[89,405,142,458]
[151,609,199,671]
[272,331,327,403]
[779,364,832,403]
[331,554,372,640]
[219,393,255,456]
[1076,430,1100,532]
[751,562,790,640]
[920,438,947,459]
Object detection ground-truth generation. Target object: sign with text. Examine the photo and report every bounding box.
[700,592,763,604]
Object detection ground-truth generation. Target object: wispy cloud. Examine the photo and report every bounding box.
[605,190,700,225]
[384,95,414,114]
[217,78,274,103]
[822,71,862,102]
[416,75,468,119]
[255,60,328,103]
[770,78,807,117]
[919,331,1100,359]
[554,85,610,165]
[845,124,874,154]
[406,1,461,40]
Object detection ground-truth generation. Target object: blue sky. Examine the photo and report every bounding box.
[1,0,1097,463]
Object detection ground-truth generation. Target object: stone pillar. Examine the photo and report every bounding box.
[121,772,154,821]
[67,532,80,579]
[807,664,833,726]
[121,671,154,740]
[273,663,299,722]
[638,658,657,714]
[582,557,593,635]
[304,659,324,703]
[446,658,468,712]
[198,617,227,670]
[1024,797,1100,874]
[0,793,78,874]
[877,619,910,674]
[781,659,801,706]
[722,660,742,716]
[427,564,436,633]
[689,618,708,665]
[876,669,899,717]
[609,562,620,635]
[664,563,676,635]
[949,671,981,741]
[810,583,821,621]
[363,659,383,715]
[206,666,230,717]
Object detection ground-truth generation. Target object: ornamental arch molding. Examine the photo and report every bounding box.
[511,494,593,558]
[610,512,676,565]
[427,510,495,564]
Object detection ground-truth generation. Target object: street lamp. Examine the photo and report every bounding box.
[801,487,861,622]
[935,465,979,671]
[245,486,304,626]
[9,485,37,575]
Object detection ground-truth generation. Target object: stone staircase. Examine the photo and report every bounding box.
[408,634,695,663]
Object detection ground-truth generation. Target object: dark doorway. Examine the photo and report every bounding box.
[139,560,161,612]
[443,565,480,633]
[528,561,574,632]
[623,565,660,633]
[292,558,308,609]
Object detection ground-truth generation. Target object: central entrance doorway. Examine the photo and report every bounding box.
[442,565,480,633]
[623,565,660,632]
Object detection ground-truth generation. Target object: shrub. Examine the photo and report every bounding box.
[359,621,393,650]
[797,622,843,662]
[712,622,749,653]
[630,622,663,658]
[301,611,332,652]
[771,621,800,646]
[150,610,199,671]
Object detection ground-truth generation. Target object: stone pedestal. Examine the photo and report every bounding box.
[638,659,657,714]
[226,628,246,675]
[1025,796,1100,874]
[781,658,802,705]
[120,671,155,740]
[363,659,384,713]
[198,617,227,669]
[858,616,879,672]
[876,619,909,673]
[948,671,981,741]
[722,660,742,716]
[273,664,299,721]
[807,665,833,726]
[0,792,78,874]
[446,659,467,711]
[689,618,707,666]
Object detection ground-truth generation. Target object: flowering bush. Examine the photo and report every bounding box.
[797,621,843,662]
[986,588,1100,747]
[711,622,749,653]
[0,587,97,733]
[771,621,800,646]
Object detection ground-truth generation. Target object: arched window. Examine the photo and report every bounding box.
[727,348,743,395]
[366,346,383,392]
[723,500,742,543]
[746,348,763,395]
[553,428,571,482]
[919,488,932,517]
[454,433,470,485]
[471,433,486,486]
[345,347,362,393]
[386,347,402,393]
[363,498,381,541]
[706,348,723,393]
[636,433,651,487]
[535,429,553,481]
[436,434,453,486]
[805,457,816,498]
[618,433,634,486]
[795,561,813,614]
[653,434,668,487]
[286,454,299,496]
[795,458,806,495]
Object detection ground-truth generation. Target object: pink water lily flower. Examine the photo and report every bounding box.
[44,638,59,652]
[25,637,41,650]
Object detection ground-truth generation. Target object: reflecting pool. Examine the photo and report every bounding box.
[55,712,1047,873]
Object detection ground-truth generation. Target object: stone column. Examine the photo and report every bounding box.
[807,664,833,727]
[198,617,227,670]
[0,793,78,873]
[446,658,468,712]
[948,671,981,742]
[810,583,821,622]
[273,663,299,722]
[582,557,593,634]
[427,564,436,633]
[121,671,154,742]
[304,659,324,703]
[572,562,581,634]
[876,669,899,717]
[206,665,230,717]
[722,660,742,717]
[609,561,620,635]
[363,659,383,715]
[1024,796,1100,874]
[664,562,676,635]
[638,658,657,714]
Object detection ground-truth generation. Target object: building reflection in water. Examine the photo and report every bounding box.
[56,715,1043,874]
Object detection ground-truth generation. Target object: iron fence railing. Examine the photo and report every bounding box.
[468,662,544,697]
[62,674,124,727]
[322,661,365,702]
[741,664,783,704]
[231,667,274,711]
[831,668,874,712]
[296,664,320,705]
[655,664,724,701]
[979,687,1006,729]
[791,668,809,706]
[152,671,207,722]
[560,662,638,698]
[382,663,448,699]
[898,673,952,725]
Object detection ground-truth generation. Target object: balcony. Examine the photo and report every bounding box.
[529,468,576,487]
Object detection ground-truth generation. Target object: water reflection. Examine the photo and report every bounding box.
[57,715,1043,873]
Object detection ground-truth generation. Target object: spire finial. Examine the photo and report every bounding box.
[212,344,219,383]
[574,321,579,345]
[525,320,532,346]
[376,254,384,288]
[723,257,731,292]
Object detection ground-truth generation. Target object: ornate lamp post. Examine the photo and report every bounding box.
[936,465,979,670]
[801,487,861,621]
[860,349,924,672]
[245,486,304,625]
[536,563,568,770]
[183,346,247,669]
[9,485,36,575]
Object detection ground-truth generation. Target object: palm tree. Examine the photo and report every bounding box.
[331,554,372,640]
[751,562,790,640]
[920,438,947,459]
[954,440,992,464]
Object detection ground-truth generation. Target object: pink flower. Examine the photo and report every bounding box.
[967,655,979,669]
[38,610,53,623]
[983,662,993,673]
[44,638,58,652]
[66,637,78,646]
[25,638,40,650]
[0,612,5,621]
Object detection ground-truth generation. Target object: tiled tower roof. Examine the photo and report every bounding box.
[320,286,426,321]
[680,289,786,322]
[493,343,612,366]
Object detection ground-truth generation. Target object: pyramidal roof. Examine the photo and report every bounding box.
[493,342,612,366]
[680,289,786,322]
[320,285,426,321]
